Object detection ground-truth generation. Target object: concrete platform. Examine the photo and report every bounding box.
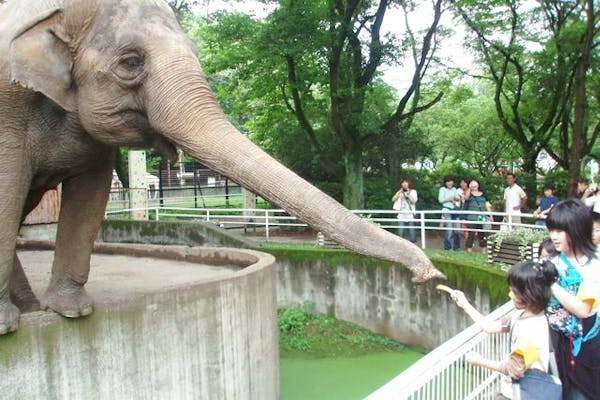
[18,249,240,305]
[3,243,279,400]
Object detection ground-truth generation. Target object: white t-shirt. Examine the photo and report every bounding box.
[504,184,527,215]
[499,310,551,399]
[584,194,600,213]
[394,189,418,221]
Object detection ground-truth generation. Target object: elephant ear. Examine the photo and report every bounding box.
[9,8,76,112]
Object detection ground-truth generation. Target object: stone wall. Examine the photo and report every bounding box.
[270,249,506,348]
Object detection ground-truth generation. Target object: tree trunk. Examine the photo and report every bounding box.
[568,0,593,195]
[342,145,364,209]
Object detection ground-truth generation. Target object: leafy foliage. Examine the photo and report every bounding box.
[278,303,406,357]
[190,1,447,208]
[450,0,600,193]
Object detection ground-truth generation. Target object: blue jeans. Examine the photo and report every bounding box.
[397,221,417,243]
[514,368,562,400]
[442,210,461,250]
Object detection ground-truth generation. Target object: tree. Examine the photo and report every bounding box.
[539,0,600,193]
[196,0,446,208]
[417,80,520,176]
[451,0,600,193]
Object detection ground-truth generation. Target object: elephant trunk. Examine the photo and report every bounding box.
[146,60,444,283]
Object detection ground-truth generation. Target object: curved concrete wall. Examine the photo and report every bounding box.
[274,255,505,348]
[2,243,279,400]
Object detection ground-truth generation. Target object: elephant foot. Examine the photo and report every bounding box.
[0,296,20,335]
[41,280,93,318]
[10,290,41,313]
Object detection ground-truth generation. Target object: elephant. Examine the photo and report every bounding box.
[0,0,444,335]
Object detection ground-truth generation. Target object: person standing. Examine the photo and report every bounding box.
[583,186,600,213]
[457,177,471,239]
[503,173,527,226]
[464,179,492,252]
[576,177,591,200]
[392,178,418,243]
[533,183,560,227]
[438,176,461,250]
[546,199,600,400]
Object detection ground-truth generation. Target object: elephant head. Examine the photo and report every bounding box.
[3,0,444,283]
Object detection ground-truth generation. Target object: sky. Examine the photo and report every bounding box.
[192,0,475,93]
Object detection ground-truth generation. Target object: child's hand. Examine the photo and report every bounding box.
[450,290,469,309]
[465,351,483,365]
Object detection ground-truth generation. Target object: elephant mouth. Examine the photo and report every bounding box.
[151,135,178,161]
[122,111,178,161]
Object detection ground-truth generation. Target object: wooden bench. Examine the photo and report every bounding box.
[487,240,540,265]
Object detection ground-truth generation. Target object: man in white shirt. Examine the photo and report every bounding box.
[503,173,528,225]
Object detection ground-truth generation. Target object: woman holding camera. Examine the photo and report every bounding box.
[392,178,418,243]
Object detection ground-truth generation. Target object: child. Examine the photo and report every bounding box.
[539,238,557,261]
[545,199,600,399]
[450,261,560,399]
[533,183,559,226]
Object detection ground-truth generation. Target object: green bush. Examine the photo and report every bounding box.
[278,303,407,357]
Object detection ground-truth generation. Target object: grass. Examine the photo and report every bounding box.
[260,241,509,273]
[278,303,424,358]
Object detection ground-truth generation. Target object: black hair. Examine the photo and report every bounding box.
[507,261,558,314]
[443,176,454,184]
[592,211,600,223]
[543,182,556,192]
[538,238,556,259]
[546,199,596,259]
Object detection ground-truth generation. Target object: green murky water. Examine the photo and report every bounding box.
[280,350,423,399]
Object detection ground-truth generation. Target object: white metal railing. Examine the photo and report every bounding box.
[104,206,544,246]
[364,301,515,400]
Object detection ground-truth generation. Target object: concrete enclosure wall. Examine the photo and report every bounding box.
[11,221,505,398]
[2,243,279,400]
[273,253,506,348]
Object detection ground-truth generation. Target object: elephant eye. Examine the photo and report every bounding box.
[122,55,143,69]
[114,53,145,83]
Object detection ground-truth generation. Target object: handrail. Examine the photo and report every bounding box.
[104,206,544,247]
[364,301,515,400]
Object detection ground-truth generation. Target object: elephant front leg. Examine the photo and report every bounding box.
[42,158,113,318]
[0,183,30,334]
[0,258,20,334]
[10,253,41,313]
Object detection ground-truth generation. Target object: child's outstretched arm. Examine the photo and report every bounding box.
[450,290,505,333]
[466,352,526,379]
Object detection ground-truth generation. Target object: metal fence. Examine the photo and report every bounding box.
[105,200,544,246]
[364,301,514,400]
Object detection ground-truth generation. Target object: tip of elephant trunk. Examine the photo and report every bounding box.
[411,269,447,284]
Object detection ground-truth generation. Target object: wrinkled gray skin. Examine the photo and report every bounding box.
[0,0,444,334]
